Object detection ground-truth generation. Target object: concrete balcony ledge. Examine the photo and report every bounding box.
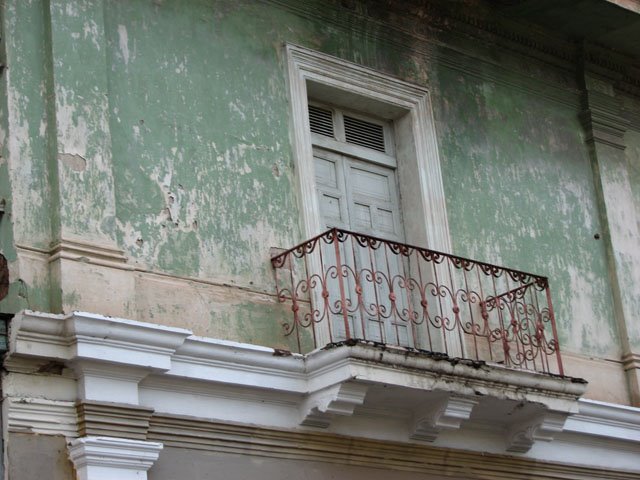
[4,310,639,471]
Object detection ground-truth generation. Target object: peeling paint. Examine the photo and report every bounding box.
[117,24,129,65]
[58,153,86,172]
[1,0,636,368]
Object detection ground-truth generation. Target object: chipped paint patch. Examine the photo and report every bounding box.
[117,24,129,65]
[58,153,86,172]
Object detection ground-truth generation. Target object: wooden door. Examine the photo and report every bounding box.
[314,148,411,345]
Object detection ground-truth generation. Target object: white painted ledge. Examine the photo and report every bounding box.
[5,310,640,472]
[9,310,191,403]
[564,399,640,441]
[68,436,162,480]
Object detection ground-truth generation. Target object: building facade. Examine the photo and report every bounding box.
[0,0,639,478]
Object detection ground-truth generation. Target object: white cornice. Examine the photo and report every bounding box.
[5,310,640,469]
[10,311,191,369]
[564,399,640,442]
[5,398,78,438]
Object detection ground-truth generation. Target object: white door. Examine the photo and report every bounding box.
[314,147,411,345]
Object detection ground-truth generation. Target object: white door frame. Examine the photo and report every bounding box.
[285,43,451,252]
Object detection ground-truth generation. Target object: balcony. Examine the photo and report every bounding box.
[272,228,563,376]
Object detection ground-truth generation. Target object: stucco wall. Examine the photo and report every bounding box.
[0,0,635,379]
[149,445,467,480]
[6,433,74,480]
[102,0,620,356]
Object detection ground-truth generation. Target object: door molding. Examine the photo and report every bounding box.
[285,44,451,253]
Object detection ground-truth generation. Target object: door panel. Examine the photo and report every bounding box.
[314,147,411,346]
[314,150,350,230]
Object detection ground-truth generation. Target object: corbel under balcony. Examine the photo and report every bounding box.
[4,311,591,456]
[410,394,479,442]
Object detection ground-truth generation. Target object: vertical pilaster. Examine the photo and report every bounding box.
[44,0,134,316]
[581,67,640,405]
[47,0,117,246]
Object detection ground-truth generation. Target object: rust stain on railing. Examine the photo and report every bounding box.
[271,228,563,375]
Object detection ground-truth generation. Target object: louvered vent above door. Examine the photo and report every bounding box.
[308,105,334,138]
[343,115,386,152]
[308,102,393,161]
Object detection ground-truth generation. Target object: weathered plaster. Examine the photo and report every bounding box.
[623,126,640,351]
[104,0,300,290]
[0,0,635,400]
[48,0,118,245]
[431,65,619,357]
[0,0,57,312]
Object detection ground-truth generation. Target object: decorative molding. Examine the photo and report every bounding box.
[48,239,132,270]
[147,412,640,480]
[434,46,581,108]
[581,111,629,150]
[169,335,304,392]
[268,0,640,100]
[300,382,368,427]
[285,43,452,254]
[6,398,78,438]
[581,86,631,150]
[10,311,191,368]
[564,399,640,442]
[506,410,569,453]
[8,311,191,404]
[75,362,154,404]
[4,311,640,472]
[624,108,640,132]
[622,353,640,372]
[68,436,163,480]
[77,401,154,440]
[1,312,600,458]
[304,342,587,408]
[411,395,478,442]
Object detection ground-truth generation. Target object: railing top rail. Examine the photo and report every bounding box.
[271,227,548,285]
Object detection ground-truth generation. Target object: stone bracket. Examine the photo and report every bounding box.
[300,382,368,428]
[506,410,569,453]
[411,395,478,442]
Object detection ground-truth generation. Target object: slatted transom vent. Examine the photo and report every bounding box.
[308,104,387,153]
[309,105,335,138]
[344,115,386,152]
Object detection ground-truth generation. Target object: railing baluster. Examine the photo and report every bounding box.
[317,237,332,344]
[447,256,464,357]
[525,288,545,371]
[302,250,317,350]
[382,242,399,345]
[415,250,432,351]
[431,257,448,356]
[332,229,351,340]
[271,228,563,375]
[350,233,366,340]
[399,247,416,348]
[367,237,384,343]
[462,266,479,361]
[545,284,563,375]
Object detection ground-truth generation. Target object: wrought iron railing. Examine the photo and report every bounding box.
[271,228,563,375]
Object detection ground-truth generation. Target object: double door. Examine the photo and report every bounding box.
[314,147,411,345]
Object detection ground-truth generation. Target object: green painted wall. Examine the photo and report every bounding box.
[624,126,640,351]
[431,67,618,356]
[0,0,630,359]
[0,0,55,313]
[105,0,300,288]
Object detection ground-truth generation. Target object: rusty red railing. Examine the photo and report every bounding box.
[271,228,563,375]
